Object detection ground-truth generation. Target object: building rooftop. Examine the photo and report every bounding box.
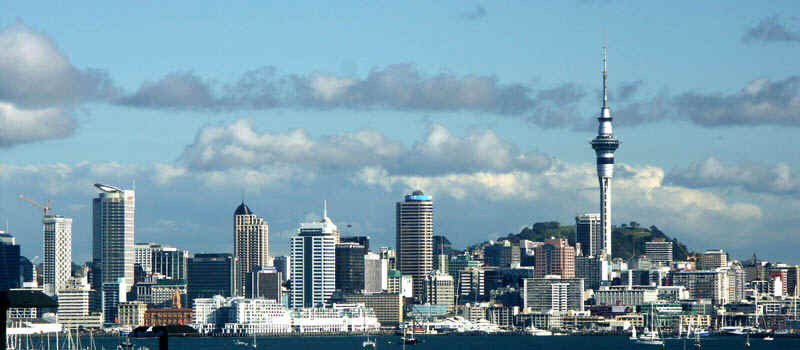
[234,202,252,216]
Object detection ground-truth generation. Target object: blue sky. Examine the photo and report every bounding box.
[1,1,800,263]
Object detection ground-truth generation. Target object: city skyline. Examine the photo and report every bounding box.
[1,2,800,264]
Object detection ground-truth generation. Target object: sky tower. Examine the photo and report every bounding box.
[590,46,620,259]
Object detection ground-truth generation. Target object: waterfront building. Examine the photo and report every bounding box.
[575,255,608,290]
[387,270,413,298]
[396,190,434,299]
[484,240,521,268]
[92,184,135,312]
[697,249,727,270]
[575,213,602,258]
[423,270,454,312]
[118,301,147,327]
[43,215,72,296]
[364,252,388,293]
[225,298,292,334]
[57,275,102,329]
[644,239,673,266]
[191,295,231,334]
[289,203,337,308]
[0,231,21,290]
[291,304,380,334]
[233,202,270,296]
[336,292,403,328]
[335,242,366,293]
[533,238,575,278]
[187,253,236,305]
[244,266,282,301]
[144,307,192,326]
[521,276,584,313]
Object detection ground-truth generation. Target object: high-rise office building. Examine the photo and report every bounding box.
[533,238,575,278]
[590,47,620,260]
[644,239,673,266]
[379,247,396,270]
[152,245,189,280]
[335,242,366,293]
[670,270,730,305]
[364,252,388,293]
[423,270,454,311]
[698,249,728,270]
[233,202,269,296]
[341,236,370,251]
[19,256,35,285]
[134,242,158,273]
[289,203,337,308]
[42,215,72,297]
[484,241,520,267]
[187,253,236,306]
[575,255,608,291]
[57,275,102,329]
[92,183,136,302]
[244,266,283,301]
[273,255,291,282]
[0,231,21,291]
[396,190,434,300]
[103,277,128,324]
[575,213,602,258]
[456,266,485,304]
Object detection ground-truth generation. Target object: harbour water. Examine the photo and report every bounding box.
[8,335,800,350]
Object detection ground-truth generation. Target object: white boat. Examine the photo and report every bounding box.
[629,326,638,341]
[763,336,774,341]
[525,326,553,336]
[635,329,664,346]
[632,307,663,346]
[362,338,377,349]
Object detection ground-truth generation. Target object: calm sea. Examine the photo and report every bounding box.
[12,335,800,350]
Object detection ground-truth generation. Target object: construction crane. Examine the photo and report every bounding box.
[18,195,52,217]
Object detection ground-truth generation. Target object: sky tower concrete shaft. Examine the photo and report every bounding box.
[590,46,620,259]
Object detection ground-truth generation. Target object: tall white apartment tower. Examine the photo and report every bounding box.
[233,202,270,296]
[92,184,135,294]
[590,46,620,259]
[396,190,434,300]
[43,215,72,296]
[289,202,336,308]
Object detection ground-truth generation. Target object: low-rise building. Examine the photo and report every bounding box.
[118,301,147,327]
[336,293,403,328]
[144,307,193,326]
